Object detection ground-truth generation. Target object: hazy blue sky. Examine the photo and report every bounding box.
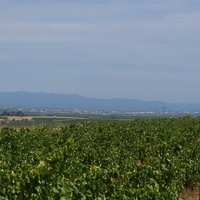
[1,0,200,102]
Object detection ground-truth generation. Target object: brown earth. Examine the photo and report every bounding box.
[179,188,199,200]
[0,116,33,124]
[7,116,33,121]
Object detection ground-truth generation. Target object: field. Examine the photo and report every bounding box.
[0,117,199,199]
[0,114,133,129]
[0,115,91,128]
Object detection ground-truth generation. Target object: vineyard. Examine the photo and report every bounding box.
[0,117,200,199]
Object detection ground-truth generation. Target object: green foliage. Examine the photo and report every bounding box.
[0,118,199,199]
[1,110,24,116]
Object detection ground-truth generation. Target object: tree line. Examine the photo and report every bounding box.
[0,110,24,116]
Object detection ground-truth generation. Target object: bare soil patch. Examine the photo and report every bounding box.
[7,116,33,121]
[179,188,199,200]
[0,116,33,125]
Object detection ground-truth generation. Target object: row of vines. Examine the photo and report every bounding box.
[0,117,200,199]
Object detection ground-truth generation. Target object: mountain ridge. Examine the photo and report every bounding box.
[0,91,200,112]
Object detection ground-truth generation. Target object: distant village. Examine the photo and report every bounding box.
[0,105,200,118]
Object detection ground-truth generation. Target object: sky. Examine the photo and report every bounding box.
[0,0,200,103]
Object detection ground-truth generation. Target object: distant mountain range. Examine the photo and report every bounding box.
[0,91,200,112]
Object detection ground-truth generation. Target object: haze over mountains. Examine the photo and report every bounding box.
[0,92,200,112]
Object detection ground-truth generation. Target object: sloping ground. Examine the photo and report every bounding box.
[179,188,199,200]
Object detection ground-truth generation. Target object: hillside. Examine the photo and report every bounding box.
[0,92,200,112]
